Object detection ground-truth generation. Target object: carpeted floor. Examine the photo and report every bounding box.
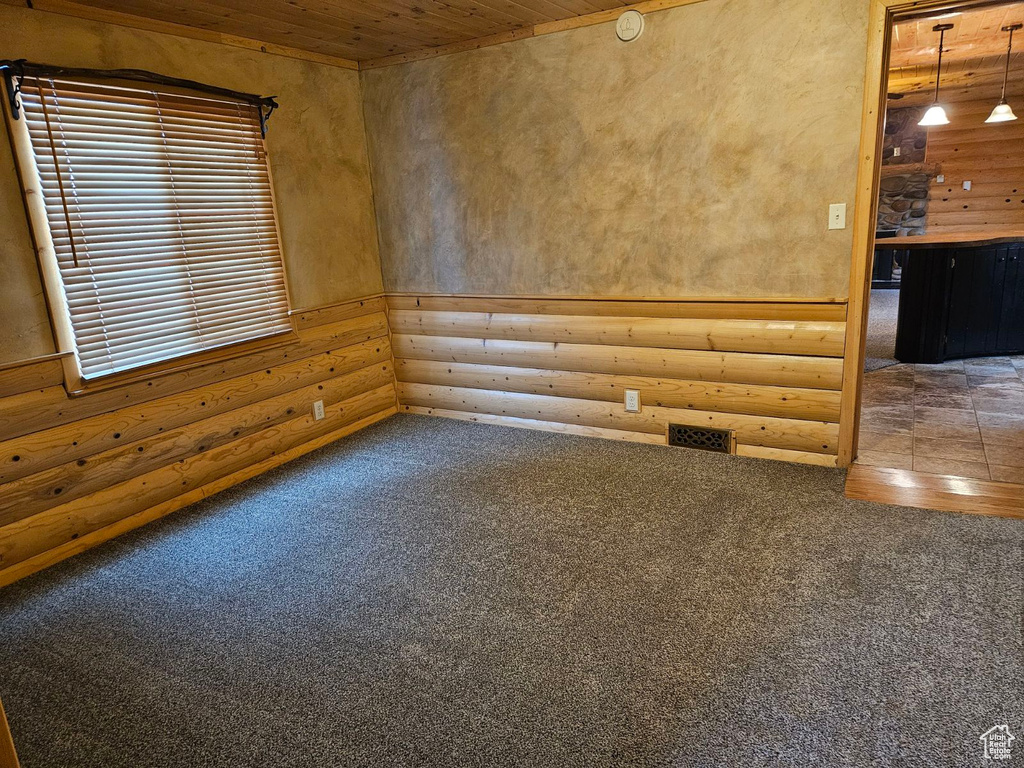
[865,288,901,372]
[1,415,1022,767]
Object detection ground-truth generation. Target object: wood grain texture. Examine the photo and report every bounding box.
[399,383,840,454]
[393,335,845,390]
[924,96,1024,232]
[389,311,847,357]
[0,312,389,442]
[0,384,396,570]
[402,406,666,446]
[391,297,847,463]
[0,299,398,584]
[845,464,1024,519]
[6,0,710,67]
[360,0,708,68]
[395,359,842,422]
[0,696,17,768]
[0,363,393,527]
[0,407,396,590]
[0,355,66,399]
[386,295,848,321]
[0,339,392,485]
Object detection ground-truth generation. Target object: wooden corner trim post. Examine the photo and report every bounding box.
[0,697,20,768]
[837,0,893,468]
[838,0,999,467]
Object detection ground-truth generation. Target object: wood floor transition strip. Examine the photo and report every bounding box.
[845,464,1024,519]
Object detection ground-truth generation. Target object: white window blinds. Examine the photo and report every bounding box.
[17,74,291,381]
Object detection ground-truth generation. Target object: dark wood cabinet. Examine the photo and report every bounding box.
[895,242,1024,363]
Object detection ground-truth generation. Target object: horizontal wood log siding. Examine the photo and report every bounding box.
[390,295,847,464]
[0,296,397,587]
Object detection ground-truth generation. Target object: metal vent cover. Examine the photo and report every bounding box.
[668,424,736,454]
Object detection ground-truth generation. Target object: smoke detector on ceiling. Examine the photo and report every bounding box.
[616,10,645,42]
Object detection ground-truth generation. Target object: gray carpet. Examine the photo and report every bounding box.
[1,415,1022,767]
[865,288,901,372]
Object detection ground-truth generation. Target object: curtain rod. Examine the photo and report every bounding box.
[0,59,279,135]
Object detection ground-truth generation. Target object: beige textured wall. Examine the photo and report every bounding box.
[361,0,870,299]
[0,4,383,364]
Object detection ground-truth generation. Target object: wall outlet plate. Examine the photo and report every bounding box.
[313,400,325,421]
[963,180,972,191]
[624,389,641,413]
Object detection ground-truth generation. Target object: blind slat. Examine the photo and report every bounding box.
[21,74,290,380]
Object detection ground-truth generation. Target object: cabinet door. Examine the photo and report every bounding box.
[947,248,999,359]
[996,246,1024,353]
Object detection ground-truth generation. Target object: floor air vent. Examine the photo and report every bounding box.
[668,424,736,454]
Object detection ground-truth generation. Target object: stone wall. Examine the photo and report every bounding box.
[877,106,931,236]
[882,106,927,166]
[877,172,931,236]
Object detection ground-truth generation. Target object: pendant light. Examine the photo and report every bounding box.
[919,23,955,126]
[986,23,1023,123]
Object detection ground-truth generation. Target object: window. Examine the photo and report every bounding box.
[4,65,291,385]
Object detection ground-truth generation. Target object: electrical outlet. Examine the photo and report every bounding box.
[893,146,901,157]
[313,400,325,421]
[937,174,945,183]
[624,389,641,413]
[963,180,972,191]
[828,203,847,230]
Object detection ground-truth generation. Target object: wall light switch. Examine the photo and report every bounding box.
[624,389,641,413]
[828,203,847,230]
[313,400,325,421]
[963,180,972,191]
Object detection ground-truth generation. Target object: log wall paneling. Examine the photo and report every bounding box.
[925,97,1024,233]
[390,296,847,463]
[0,296,397,586]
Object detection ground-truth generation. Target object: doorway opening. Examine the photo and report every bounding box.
[846,0,1024,513]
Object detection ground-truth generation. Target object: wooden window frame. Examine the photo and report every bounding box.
[1,72,298,396]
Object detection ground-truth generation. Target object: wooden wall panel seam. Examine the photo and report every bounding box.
[397,383,840,455]
[394,359,843,423]
[0,312,390,442]
[0,362,394,527]
[0,383,397,570]
[392,334,846,390]
[0,338,393,484]
[0,355,67,399]
[386,294,849,321]
[0,406,397,590]
[388,311,847,357]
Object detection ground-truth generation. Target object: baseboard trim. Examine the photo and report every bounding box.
[845,464,1024,519]
[0,407,396,589]
[402,405,666,445]
[403,406,840,468]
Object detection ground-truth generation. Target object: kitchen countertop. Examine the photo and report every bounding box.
[875,231,1024,249]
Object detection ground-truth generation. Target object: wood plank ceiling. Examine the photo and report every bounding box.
[889,2,1024,105]
[23,0,636,64]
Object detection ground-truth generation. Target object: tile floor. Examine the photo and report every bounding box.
[858,355,1024,482]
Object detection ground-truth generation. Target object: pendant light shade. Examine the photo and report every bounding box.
[919,105,951,126]
[986,23,1022,124]
[986,100,1018,123]
[919,23,955,127]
